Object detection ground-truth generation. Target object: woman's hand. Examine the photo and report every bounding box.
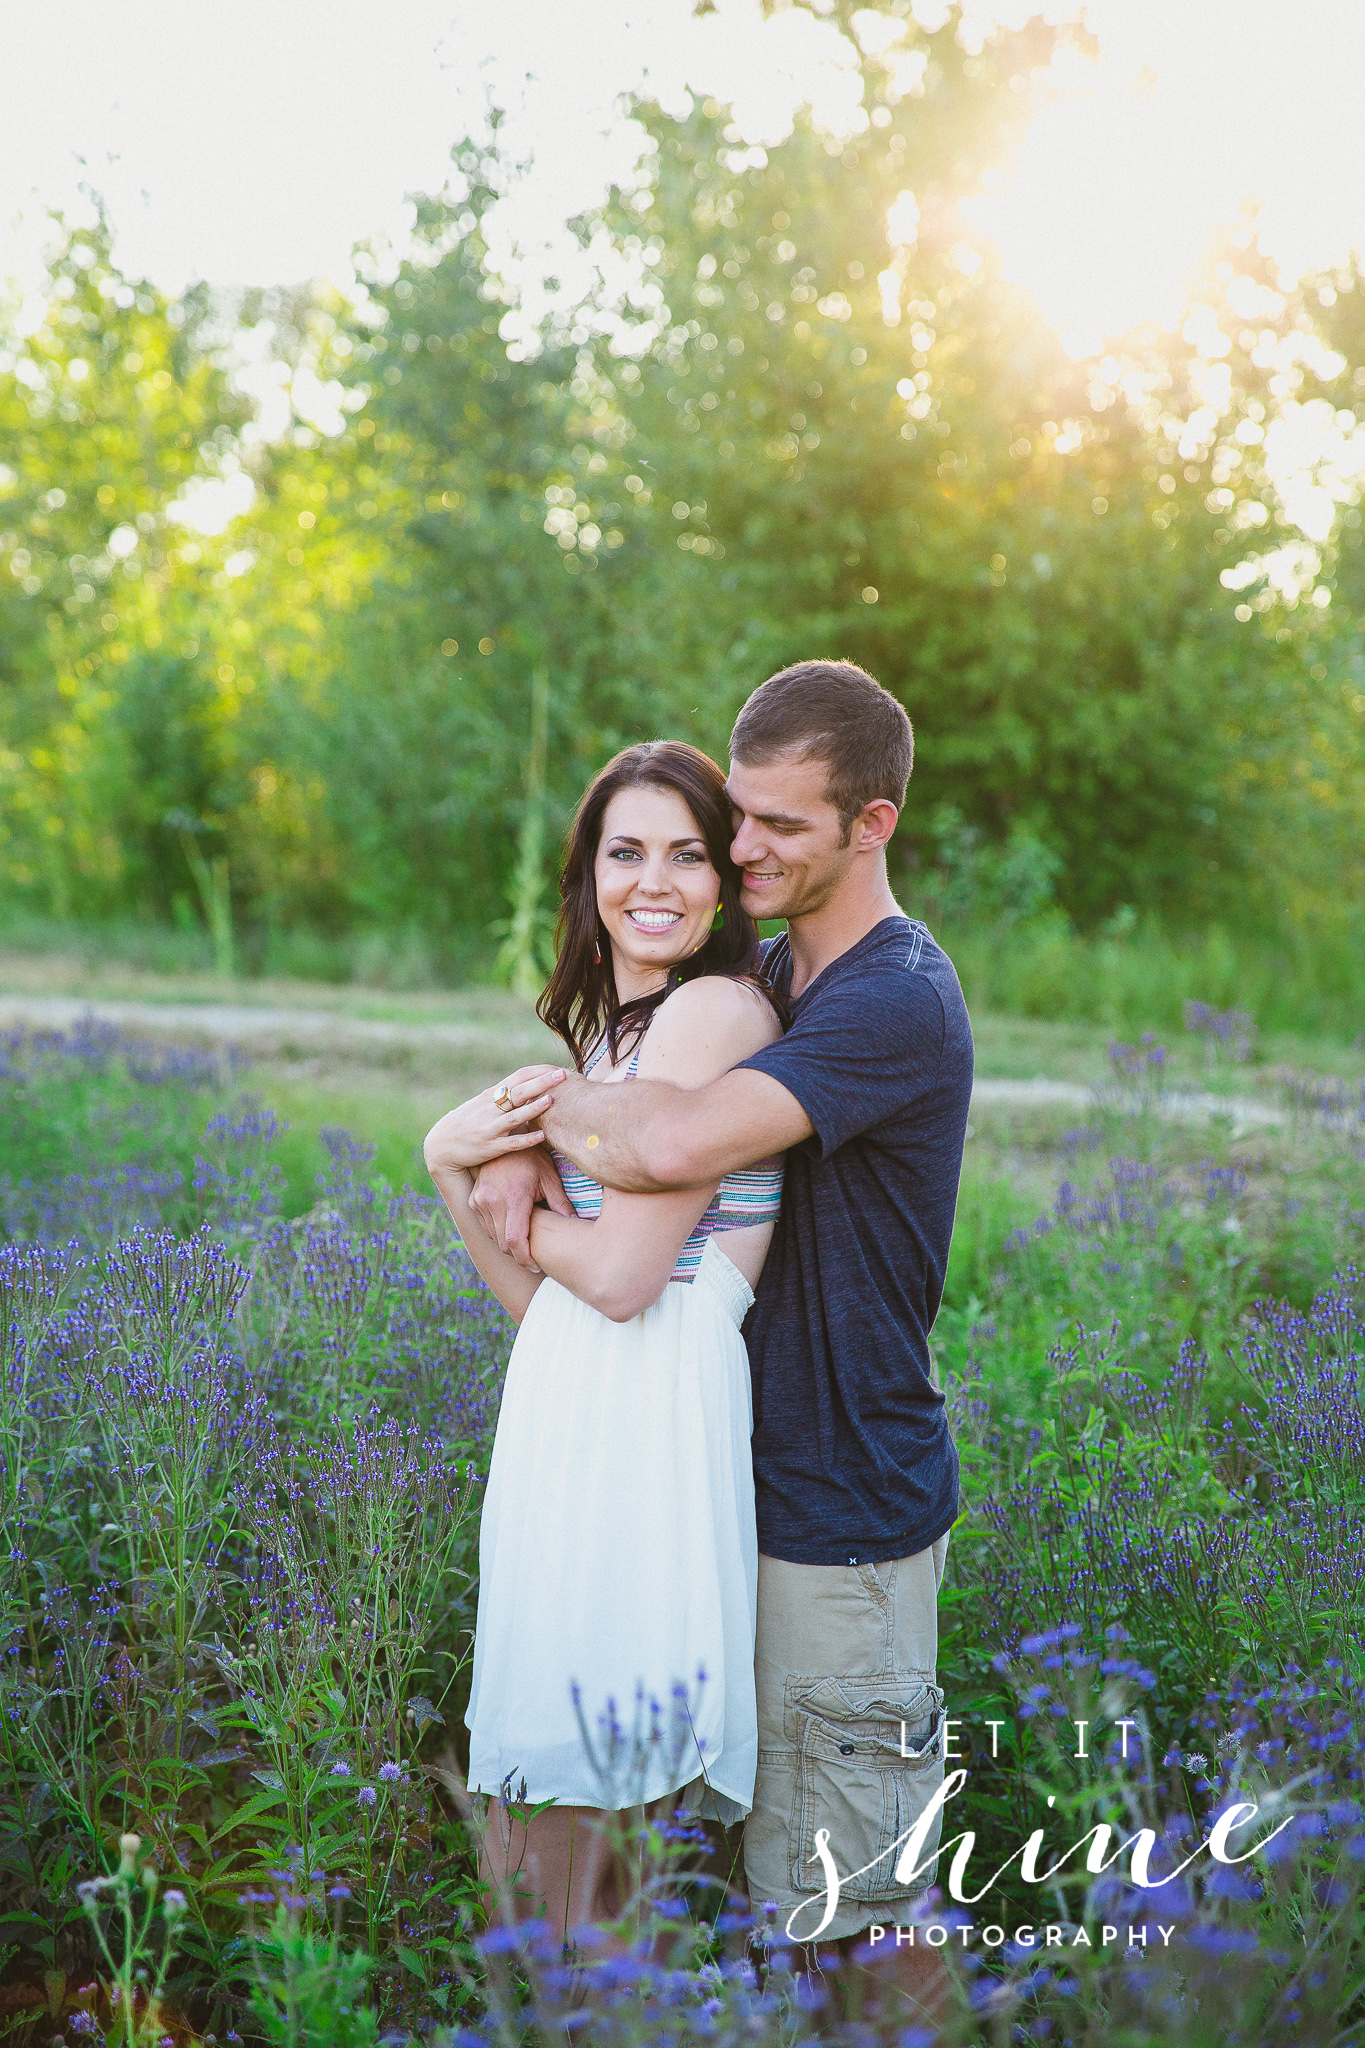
[423,1065,566,1176]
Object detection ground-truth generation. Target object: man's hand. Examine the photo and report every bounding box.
[469,1146,575,1268]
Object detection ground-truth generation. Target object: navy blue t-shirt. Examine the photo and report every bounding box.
[737,915,973,1566]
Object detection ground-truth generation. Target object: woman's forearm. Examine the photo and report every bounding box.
[529,1190,717,1323]
[526,1209,617,1310]
[528,1210,680,1323]
[431,1165,542,1324]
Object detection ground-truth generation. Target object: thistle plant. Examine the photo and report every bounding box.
[241,1854,380,2048]
[77,1831,190,2048]
[1,1021,246,1246]
[226,1418,477,1941]
[0,1241,85,1562]
[192,1104,288,1238]
[1281,1067,1365,1149]
[75,1232,261,1762]
[1183,999,1258,1064]
[3,1022,1365,2040]
[1100,1033,1169,1109]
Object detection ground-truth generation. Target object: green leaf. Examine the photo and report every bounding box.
[210,1785,287,1846]
[395,1943,429,1984]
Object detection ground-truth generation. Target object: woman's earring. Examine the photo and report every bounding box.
[711,903,724,932]
[593,934,602,965]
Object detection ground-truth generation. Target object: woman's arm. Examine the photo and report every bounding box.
[423,1069,569,1322]
[526,976,782,1321]
[528,1183,718,1322]
[428,1163,545,1324]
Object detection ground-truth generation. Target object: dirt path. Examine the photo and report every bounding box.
[970,1076,1284,1130]
[0,991,557,1056]
[0,992,1286,1129]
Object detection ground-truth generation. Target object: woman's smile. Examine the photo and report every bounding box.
[593,783,723,1000]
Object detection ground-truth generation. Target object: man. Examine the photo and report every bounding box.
[471,659,972,1998]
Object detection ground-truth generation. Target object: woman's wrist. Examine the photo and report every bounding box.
[431,1160,476,1195]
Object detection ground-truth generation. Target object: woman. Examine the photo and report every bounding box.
[423,742,784,1937]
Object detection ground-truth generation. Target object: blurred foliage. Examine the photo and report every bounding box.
[0,217,247,915]
[1,3,1363,1002]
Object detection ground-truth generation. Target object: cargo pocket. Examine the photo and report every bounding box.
[786,1674,944,1901]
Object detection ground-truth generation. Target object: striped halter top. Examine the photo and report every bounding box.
[551,1039,784,1284]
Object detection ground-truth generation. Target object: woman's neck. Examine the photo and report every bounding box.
[610,953,671,1006]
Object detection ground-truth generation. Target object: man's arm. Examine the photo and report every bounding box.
[469,1032,814,1267]
[466,1143,575,1268]
[541,1064,813,1194]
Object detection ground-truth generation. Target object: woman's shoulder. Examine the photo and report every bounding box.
[664,971,780,1027]
[637,972,781,1082]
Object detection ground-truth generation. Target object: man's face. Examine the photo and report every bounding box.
[726,750,858,922]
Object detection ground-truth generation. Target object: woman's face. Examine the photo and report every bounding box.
[593,783,721,989]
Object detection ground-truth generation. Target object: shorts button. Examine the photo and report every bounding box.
[839,1743,855,1755]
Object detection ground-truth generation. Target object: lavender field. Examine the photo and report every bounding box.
[2,1014,1364,2047]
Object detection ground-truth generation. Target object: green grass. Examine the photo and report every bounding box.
[4,963,1365,2040]
[0,1054,461,1227]
[4,930,1364,1241]
[0,908,491,991]
[948,909,1365,1044]
[4,902,1364,1043]
[264,1073,453,1214]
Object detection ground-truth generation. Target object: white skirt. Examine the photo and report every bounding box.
[465,1235,759,1820]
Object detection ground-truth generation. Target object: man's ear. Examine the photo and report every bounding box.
[852,798,899,853]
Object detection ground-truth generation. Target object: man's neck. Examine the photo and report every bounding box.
[784,871,905,998]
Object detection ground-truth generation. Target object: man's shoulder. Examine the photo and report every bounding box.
[907,927,973,1078]
[823,919,961,1010]
[814,920,972,1076]
[905,923,971,1022]
[758,931,791,989]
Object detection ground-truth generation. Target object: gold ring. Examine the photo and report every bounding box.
[493,1082,515,1114]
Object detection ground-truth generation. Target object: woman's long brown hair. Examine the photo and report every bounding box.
[537,741,775,1071]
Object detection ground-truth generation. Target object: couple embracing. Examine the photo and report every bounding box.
[424,659,973,1976]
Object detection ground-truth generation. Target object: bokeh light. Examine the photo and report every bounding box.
[1,0,1363,353]
[968,1,1365,356]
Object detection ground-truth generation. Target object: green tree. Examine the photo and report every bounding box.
[2,8,1360,973]
[0,213,246,914]
[571,13,1337,924]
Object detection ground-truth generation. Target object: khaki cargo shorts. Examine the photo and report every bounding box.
[742,1533,949,1944]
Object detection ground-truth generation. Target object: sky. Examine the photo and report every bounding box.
[968,0,1365,355]
[3,0,1364,350]
[4,0,1362,558]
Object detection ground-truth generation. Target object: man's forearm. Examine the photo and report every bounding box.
[540,1073,699,1193]
[540,1067,811,1192]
